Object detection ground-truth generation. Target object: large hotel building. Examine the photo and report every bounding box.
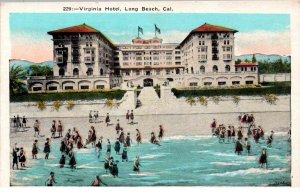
[27,23,258,92]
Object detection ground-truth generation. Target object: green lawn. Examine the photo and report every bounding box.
[172,81,291,98]
[10,90,126,102]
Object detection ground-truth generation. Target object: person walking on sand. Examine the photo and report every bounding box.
[119,130,125,144]
[19,147,26,167]
[211,119,217,135]
[44,138,51,160]
[32,140,39,159]
[158,125,164,141]
[12,147,19,170]
[22,116,27,128]
[33,120,40,137]
[133,156,141,174]
[259,148,268,168]
[51,120,57,138]
[105,113,110,126]
[130,110,134,124]
[57,120,63,138]
[115,119,121,134]
[136,129,142,145]
[89,110,93,123]
[45,172,56,186]
[126,110,130,122]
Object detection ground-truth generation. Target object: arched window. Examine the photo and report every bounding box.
[191,67,194,74]
[225,65,230,72]
[86,68,93,76]
[213,65,218,73]
[200,66,205,73]
[100,68,104,76]
[73,68,79,76]
[59,68,65,76]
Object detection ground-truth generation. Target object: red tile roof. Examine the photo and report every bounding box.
[178,23,238,48]
[48,23,100,34]
[235,62,257,67]
[192,23,238,33]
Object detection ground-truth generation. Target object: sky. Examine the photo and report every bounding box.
[10,13,290,63]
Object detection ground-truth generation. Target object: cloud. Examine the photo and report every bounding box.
[235,30,291,56]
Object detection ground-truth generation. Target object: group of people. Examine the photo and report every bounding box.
[51,120,64,138]
[211,117,276,168]
[89,110,99,123]
[12,115,28,130]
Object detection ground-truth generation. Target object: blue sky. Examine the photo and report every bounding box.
[10,13,290,62]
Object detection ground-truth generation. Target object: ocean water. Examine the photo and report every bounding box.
[11,134,291,186]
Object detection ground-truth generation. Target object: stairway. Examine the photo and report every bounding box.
[138,87,160,106]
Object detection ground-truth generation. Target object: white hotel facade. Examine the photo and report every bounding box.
[27,23,258,92]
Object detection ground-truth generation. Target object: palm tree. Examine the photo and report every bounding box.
[10,65,26,95]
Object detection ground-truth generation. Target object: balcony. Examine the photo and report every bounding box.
[212,55,219,60]
[211,34,218,39]
[212,48,219,54]
[212,41,219,47]
[71,44,80,48]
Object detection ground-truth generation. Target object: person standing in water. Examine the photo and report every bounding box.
[259,148,268,168]
[46,172,56,186]
[150,132,160,146]
[114,138,121,155]
[59,154,66,168]
[136,129,142,145]
[106,139,111,154]
[91,176,106,186]
[122,145,128,162]
[158,125,164,141]
[133,156,141,174]
[126,133,132,147]
[44,138,51,160]
[267,130,274,147]
[245,138,251,155]
[69,148,76,169]
[235,138,243,155]
[104,154,110,173]
[96,137,103,158]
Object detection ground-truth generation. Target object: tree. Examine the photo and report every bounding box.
[28,65,53,76]
[244,58,249,62]
[235,58,242,64]
[10,65,27,95]
[252,54,257,63]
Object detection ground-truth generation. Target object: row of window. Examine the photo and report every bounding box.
[123,61,181,66]
[189,80,253,87]
[123,56,180,60]
[32,85,105,92]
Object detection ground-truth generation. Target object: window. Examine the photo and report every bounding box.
[166,70,170,75]
[175,56,181,60]
[190,82,198,86]
[65,86,74,90]
[232,81,240,85]
[225,65,230,72]
[96,85,105,89]
[204,82,212,86]
[246,81,254,85]
[48,86,57,91]
[33,87,42,91]
[218,82,226,86]
[213,65,218,73]
[136,62,142,66]
[85,49,91,54]
[86,68,93,76]
[73,68,79,76]
[136,70,140,76]
[125,71,130,76]
[166,56,172,60]
[200,66,205,73]
[156,70,160,75]
[81,86,89,90]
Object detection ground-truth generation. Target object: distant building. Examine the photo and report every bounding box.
[27,23,258,93]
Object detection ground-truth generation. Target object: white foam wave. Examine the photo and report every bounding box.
[164,135,212,141]
[210,162,240,166]
[140,154,167,159]
[210,168,288,177]
[129,172,157,176]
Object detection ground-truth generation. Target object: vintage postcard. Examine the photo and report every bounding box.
[0,0,299,188]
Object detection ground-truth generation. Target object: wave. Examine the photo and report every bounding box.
[210,162,240,166]
[140,153,169,159]
[129,172,158,176]
[163,135,212,141]
[209,168,288,177]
